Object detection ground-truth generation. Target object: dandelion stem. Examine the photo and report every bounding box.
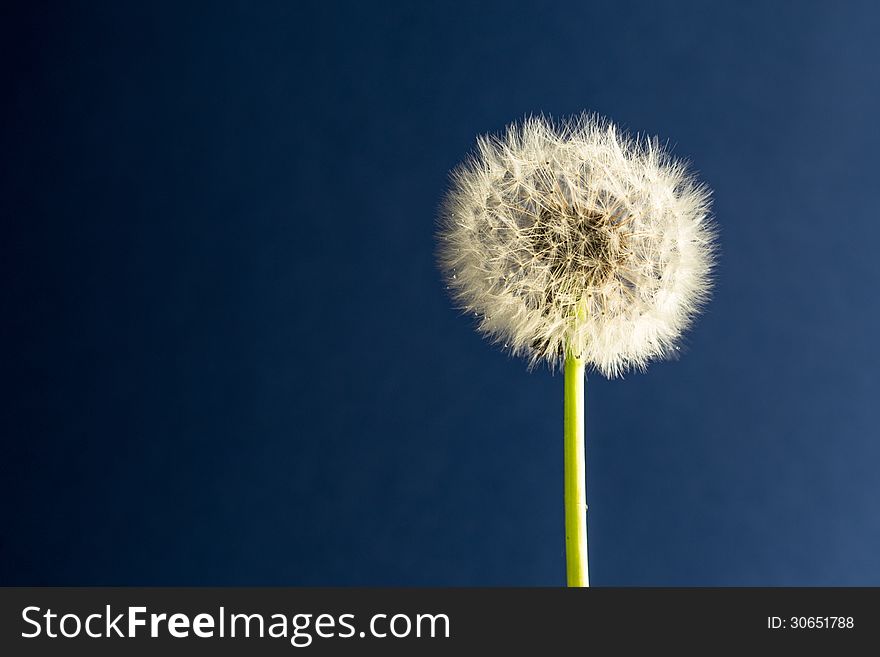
[564,354,589,587]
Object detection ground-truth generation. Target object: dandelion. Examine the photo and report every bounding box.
[437,114,715,586]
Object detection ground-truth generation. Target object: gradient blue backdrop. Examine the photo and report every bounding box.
[2,1,879,585]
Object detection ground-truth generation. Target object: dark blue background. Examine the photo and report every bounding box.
[2,1,879,585]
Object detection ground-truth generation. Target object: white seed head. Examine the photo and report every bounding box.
[437,114,715,378]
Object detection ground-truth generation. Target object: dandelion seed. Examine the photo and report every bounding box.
[437,113,715,378]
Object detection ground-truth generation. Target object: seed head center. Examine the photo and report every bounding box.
[531,202,621,288]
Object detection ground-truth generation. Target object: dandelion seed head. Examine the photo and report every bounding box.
[437,114,715,377]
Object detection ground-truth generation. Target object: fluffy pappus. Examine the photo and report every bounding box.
[437,114,715,377]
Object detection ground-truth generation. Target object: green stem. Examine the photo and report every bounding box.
[564,354,589,587]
